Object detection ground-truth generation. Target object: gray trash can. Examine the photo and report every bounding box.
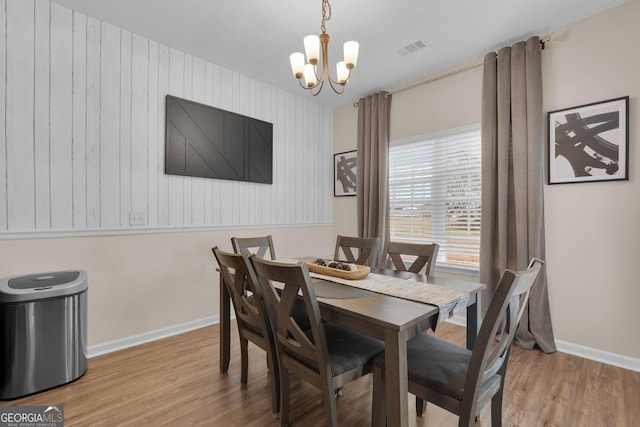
[0,270,88,400]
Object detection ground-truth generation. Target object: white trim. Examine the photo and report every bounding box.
[0,222,332,241]
[445,313,467,327]
[87,316,219,358]
[446,315,640,372]
[555,339,640,373]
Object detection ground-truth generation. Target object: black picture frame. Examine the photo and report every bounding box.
[548,96,629,184]
[334,150,357,196]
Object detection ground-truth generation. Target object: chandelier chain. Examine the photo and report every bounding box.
[321,0,332,34]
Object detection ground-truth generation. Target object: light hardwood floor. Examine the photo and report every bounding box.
[5,322,639,426]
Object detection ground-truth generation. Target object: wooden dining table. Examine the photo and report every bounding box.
[218,263,485,427]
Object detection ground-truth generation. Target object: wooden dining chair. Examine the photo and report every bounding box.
[333,235,379,267]
[231,235,277,260]
[383,241,440,275]
[212,247,280,418]
[371,258,544,427]
[249,256,385,427]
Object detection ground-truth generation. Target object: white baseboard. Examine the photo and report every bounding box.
[88,314,640,373]
[555,340,640,372]
[87,316,219,358]
[446,314,467,327]
[445,315,639,372]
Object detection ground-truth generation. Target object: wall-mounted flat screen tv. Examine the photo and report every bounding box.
[165,95,273,184]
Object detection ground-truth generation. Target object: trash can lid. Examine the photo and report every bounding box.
[0,270,88,303]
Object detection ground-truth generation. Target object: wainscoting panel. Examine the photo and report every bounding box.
[0,0,332,234]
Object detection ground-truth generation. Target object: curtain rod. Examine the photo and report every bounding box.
[391,59,483,95]
[353,33,555,108]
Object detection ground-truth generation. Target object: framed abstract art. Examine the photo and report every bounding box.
[334,150,357,196]
[548,96,629,184]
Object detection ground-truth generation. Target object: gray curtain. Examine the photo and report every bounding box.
[480,36,556,353]
[357,92,391,267]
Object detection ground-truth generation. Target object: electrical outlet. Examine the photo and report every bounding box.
[129,211,146,226]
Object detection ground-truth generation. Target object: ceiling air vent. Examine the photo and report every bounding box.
[397,39,430,57]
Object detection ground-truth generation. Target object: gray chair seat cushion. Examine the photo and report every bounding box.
[374,333,477,401]
[296,323,384,377]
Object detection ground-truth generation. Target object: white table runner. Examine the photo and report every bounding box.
[309,271,470,323]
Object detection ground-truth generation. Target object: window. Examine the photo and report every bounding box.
[389,124,481,271]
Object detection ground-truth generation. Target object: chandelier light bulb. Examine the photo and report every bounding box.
[336,61,349,84]
[303,64,318,88]
[343,41,359,69]
[304,35,320,65]
[290,52,305,79]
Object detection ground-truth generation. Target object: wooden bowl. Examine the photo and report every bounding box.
[306,262,370,280]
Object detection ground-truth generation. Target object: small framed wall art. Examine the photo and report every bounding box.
[548,96,629,184]
[334,150,357,196]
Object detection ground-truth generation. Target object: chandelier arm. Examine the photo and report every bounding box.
[310,79,324,96]
[296,76,325,94]
[297,79,311,90]
[326,77,346,94]
[326,68,351,86]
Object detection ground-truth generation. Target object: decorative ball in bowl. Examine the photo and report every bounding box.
[306,259,370,280]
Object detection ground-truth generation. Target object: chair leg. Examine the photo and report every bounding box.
[280,368,290,427]
[416,397,426,417]
[266,350,280,418]
[491,386,504,426]
[371,365,386,427]
[322,383,339,427]
[240,337,249,387]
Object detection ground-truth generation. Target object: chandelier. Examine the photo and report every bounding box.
[289,0,359,96]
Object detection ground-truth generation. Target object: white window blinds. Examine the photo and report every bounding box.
[389,125,481,270]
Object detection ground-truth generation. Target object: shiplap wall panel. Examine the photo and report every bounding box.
[147,40,160,228]
[0,0,6,229]
[0,0,332,234]
[119,30,132,228]
[71,11,87,229]
[131,34,149,225]
[276,89,286,224]
[6,0,36,231]
[100,22,121,229]
[85,16,101,228]
[50,4,74,229]
[34,0,50,229]
[157,44,170,227]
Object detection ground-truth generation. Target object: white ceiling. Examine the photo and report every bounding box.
[51,0,630,108]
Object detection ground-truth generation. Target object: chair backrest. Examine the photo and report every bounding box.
[212,246,272,339]
[384,241,440,275]
[249,256,332,384]
[462,258,544,417]
[333,235,379,267]
[231,235,277,260]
